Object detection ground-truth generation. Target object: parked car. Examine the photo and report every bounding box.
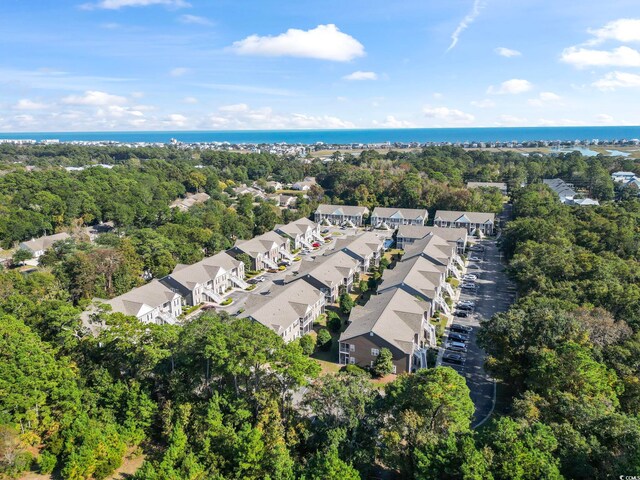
[457,304,474,311]
[459,300,476,307]
[312,242,321,248]
[463,274,478,281]
[321,229,330,234]
[201,305,216,311]
[449,332,469,343]
[443,353,465,365]
[446,341,468,352]
[451,323,473,333]
[248,278,260,285]
[461,283,477,290]
[470,245,485,251]
[454,310,469,318]
[468,256,482,262]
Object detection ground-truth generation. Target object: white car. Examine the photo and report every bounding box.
[463,274,478,281]
[459,300,475,307]
[461,283,477,290]
[468,256,482,262]
[446,341,468,352]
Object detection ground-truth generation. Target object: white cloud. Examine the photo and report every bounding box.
[537,118,586,127]
[62,90,127,106]
[447,0,485,51]
[219,103,250,113]
[588,19,640,44]
[528,91,561,106]
[372,116,415,128]
[423,106,474,125]
[560,46,640,68]
[496,114,527,126]
[14,99,49,110]
[165,113,188,127]
[170,67,190,77]
[343,71,377,81]
[81,0,190,10]
[470,99,495,108]
[195,83,296,97]
[433,92,443,99]
[183,96,198,104]
[595,113,615,124]
[592,71,640,90]
[203,104,356,130]
[178,14,213,26]
[487,79,533,95]
[495,47,521,57]
[231,24,365,62]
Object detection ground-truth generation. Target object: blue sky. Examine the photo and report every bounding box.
[1,0,640,131]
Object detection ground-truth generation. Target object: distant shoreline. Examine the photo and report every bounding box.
[0,126,639,146]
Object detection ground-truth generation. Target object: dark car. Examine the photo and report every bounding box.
[451,323,473,333]
[457,304,474,311]
[454,310,469,318]
[449,332,469,343]
[248,278,259,285]
[443,353,465,365]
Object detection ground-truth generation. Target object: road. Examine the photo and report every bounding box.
[443,238,515,428]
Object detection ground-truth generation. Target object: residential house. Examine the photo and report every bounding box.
[233,185,267,201]
[275,218,323,251]
[467,182,508,195]
[612,171,638,183]
[19,232,71,258]
[87,280,183,325]
[240,282,325,343]
[433,210,496,236]
[338,288,434,373]
[396,225,468,253]
[292,176,316,191]
[288,251,359,302]
[327,231,391,272]
[170,192,210,211]
[160,251,246,306]
[370,207,428,229]
[265,180,283,191]
[229,231,292,270]
[268,194,297,208]
[543,178,600,206]
[314,204,370,227]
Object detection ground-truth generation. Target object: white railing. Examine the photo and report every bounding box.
[230,274,249,289]
[202,287,224,304]
[279,247,295,261]
[262,256,278,269]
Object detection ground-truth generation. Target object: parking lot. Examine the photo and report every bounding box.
[438,238,516,427]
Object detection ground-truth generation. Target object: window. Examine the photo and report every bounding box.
[392,365,397,374]
[349,357,356,364]
[349,344,355,352]
[371,348,380,356]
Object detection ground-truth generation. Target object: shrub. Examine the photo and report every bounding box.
[339,292,355,314]
[358,280,368,293]
[342,364,370,377]
[317,329,332,351]
[371,348,394,377]
[38,451,57,474]
[327,312,342,332]
[299,334,316,356]
[220,298,233,306]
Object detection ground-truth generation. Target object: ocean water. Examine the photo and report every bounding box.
[0,126,639,144]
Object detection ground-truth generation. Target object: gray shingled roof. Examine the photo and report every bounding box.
[315,204,370,216]
[275,218,318,238]
[340,288,430,354]
[101,280,179,318]
[293,251,359,288]
[168,251,240,290]
[241,282,323,334]
[329,231,389,260]
[20,232,71,252]
[434,210,495,224]
[397,225,467,244]
[371,207,428,221]
[234,231,285,256]
[401,234,455,266]
[378,254,445,301]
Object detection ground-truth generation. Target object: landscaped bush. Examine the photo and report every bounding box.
[327,311,342,332]
[317,328,332,351]
[299,334,316,356]
[342,364,370,377]
[38,451,57,474]
[220,298,233,306]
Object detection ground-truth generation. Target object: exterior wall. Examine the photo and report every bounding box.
[314,213,365,226]
[371,216,426,228]
[434,220,494,235]
[339,333,409,373]
[138,296,182,325]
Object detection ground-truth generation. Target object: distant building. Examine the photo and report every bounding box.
[240,282,325,343]
[467,182,508,195]
[433,210,495,236]
[543,178,600,206]
[292,176,317,191]
[170,192,210,211]
[370,207,428,229]
[19,232,71,258]
[268,194,297,208]
[314,204,370,227]
[275,218,323,250]
[327,231,391,272]
[611,171,638,183]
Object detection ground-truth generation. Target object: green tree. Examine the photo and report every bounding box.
[339,292,355,314]
[299,334,316,356]
[371,348,394,377]
[317,329,332,351]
